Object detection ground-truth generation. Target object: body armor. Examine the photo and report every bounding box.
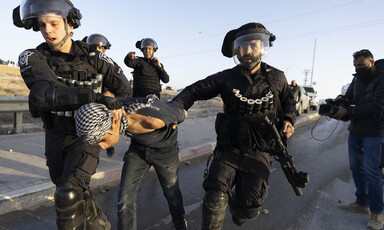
[39,42,103,117]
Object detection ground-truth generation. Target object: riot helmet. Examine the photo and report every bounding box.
[17,0,81,50]
[86,34,111,50]
[221,23,275,70]
[136,38,158,51]
[17,0,81,31]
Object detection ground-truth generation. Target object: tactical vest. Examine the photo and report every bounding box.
[217,67,282,154]
[38,42,103,94]
[38,42,102,118]
[132,58,162,95]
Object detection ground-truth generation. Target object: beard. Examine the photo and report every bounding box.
[238,54,262,70]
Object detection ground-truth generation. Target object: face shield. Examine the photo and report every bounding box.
[20,0,73,22]
[233,33,270,70]
[141,38,158,51]
[87,34,111,49]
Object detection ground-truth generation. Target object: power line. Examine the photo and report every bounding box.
[279,19,384,41]
[162,19,384,59]
[264,0,366,25]
[161,0,367,48]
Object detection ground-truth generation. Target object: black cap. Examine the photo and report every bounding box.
[221,22,275,58]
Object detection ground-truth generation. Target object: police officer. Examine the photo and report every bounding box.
[85,33,117,157]
[172,22,296,229]
[85,33,112,54]
[13,0,132,229]
[124,38,170,98]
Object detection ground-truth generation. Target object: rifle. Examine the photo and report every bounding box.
[251,116,309,196]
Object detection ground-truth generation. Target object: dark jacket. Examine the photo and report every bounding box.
[291,85,301,103]
[18,40,132,133]
[173,63,296,125]
[124,56,169,97]
[343,59,384,136]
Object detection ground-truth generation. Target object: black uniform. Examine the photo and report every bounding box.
[172,62,296,229]
[18,40,131,229]
[117,98,187,230]
[124,56,169,98]
[291,84,301,103]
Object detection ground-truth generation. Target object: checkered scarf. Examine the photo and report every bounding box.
[75,103,128,144]
[76,95,157,144]
[125,94,157,114]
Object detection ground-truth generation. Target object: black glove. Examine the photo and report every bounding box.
[96,93,124,110]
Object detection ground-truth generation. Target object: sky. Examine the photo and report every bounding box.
[1,0,384,100]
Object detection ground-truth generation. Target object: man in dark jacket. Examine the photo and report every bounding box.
[124,38,169,98]
[290,80,302,115]
[13,0,131,229]
[172,22,296,229]
[333,49,384,230]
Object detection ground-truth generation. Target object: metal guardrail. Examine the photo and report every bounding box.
[0,96,29,134]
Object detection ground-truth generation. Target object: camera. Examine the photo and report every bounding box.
[319,97,350,121]
[318,99,338,116]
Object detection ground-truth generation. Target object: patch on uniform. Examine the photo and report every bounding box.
[99,52,114,66]
[18,51,34,67]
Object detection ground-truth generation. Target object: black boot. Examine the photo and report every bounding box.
[201,190,228,230]
[84,190,111,230]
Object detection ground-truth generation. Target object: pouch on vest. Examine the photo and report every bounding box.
[215,112,232,148]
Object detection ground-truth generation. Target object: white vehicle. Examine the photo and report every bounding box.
[296,86,311,116]
[303,85,319,110]
[341,83,350,95]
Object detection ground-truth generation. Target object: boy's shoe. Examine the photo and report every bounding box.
[339,202,370,215]
[367,213,384,230]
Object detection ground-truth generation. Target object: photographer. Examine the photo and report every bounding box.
[331,49,384,230]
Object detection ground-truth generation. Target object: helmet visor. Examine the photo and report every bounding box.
[233,33,270,57]
[87,34,111,49]
[141,38,158,50]
[20,0,72,22]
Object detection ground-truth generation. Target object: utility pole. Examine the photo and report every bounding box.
[310,38,317,86]
[303,69,310,86]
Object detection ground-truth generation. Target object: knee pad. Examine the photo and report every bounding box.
[54,186,86,229]
[202,190,228,230]
[203,190,228,211]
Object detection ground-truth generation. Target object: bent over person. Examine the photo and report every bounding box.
[75,96,188,230]
[172,22,296,229]
[13,0,131,229]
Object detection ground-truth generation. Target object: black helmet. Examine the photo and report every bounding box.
[135,38,158,51]
[15,0,81,31]
[86,34,111,49]
[221,22,275,58]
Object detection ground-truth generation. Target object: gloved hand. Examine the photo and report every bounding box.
[96,93,124,110]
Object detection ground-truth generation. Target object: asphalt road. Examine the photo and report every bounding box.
[0,116,371,230]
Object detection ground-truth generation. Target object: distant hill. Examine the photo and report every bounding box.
[0,65,29,96]
[0,65,183,100]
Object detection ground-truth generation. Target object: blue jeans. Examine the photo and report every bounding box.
[348,133,384,214]
[117,143,186,230]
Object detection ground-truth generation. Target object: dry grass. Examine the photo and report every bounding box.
[0,65,29,96]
